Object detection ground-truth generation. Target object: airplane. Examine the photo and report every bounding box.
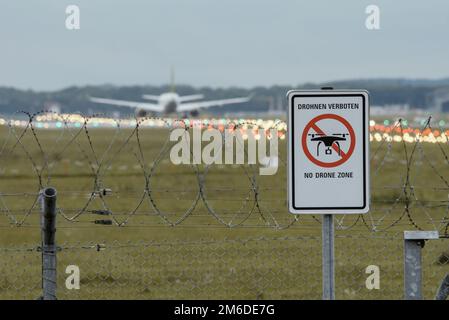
[88,70,252,117]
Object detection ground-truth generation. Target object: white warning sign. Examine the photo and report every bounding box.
[287,90,370,214]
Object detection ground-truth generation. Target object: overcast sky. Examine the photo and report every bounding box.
[1,0,448,90]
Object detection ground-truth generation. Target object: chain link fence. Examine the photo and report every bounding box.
[1,233,448,299]
[0,111,448,299]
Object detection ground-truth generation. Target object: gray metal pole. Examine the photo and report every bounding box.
[322,214,335,300]
[435,274,449,300]
[404,239,423,300]
[403,231,439,300]
[41,187,57,300]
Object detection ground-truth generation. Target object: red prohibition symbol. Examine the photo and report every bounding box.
[301,114,356,168]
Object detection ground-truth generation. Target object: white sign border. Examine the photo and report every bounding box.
[287,89,370,214]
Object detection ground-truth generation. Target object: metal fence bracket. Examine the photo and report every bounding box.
[404,230,439,300]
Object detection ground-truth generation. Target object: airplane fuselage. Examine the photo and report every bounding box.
[158,93,180,114]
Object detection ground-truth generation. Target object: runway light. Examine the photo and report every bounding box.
[2,113,448,146]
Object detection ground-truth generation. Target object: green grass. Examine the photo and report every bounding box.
[0,124,448,299]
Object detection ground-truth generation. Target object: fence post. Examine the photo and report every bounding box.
[435,274,449,300]
[322,214,335,300]
[403,231,439,300]
[41,187,57,300]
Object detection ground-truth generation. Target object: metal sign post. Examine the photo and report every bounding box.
[322,214,335,300]
[287,89,370,300]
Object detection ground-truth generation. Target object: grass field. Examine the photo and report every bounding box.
[0,122,448,299]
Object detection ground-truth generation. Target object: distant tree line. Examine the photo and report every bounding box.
[1,78,449,116]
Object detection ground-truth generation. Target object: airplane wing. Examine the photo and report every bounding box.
[178,96,252,112]
[89,97,163,112]
[179,94,204,102]
[141,94,161,101]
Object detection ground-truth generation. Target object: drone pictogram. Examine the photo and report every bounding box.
[308,133,349,157]
[301,114,356,168]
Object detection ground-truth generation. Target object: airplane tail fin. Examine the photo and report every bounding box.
[170,66,176,93]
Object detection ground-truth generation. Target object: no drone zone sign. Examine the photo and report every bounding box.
[287,90,370,214]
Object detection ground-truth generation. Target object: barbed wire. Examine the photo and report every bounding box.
[0,111,449,235]
[0,232,411,253]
